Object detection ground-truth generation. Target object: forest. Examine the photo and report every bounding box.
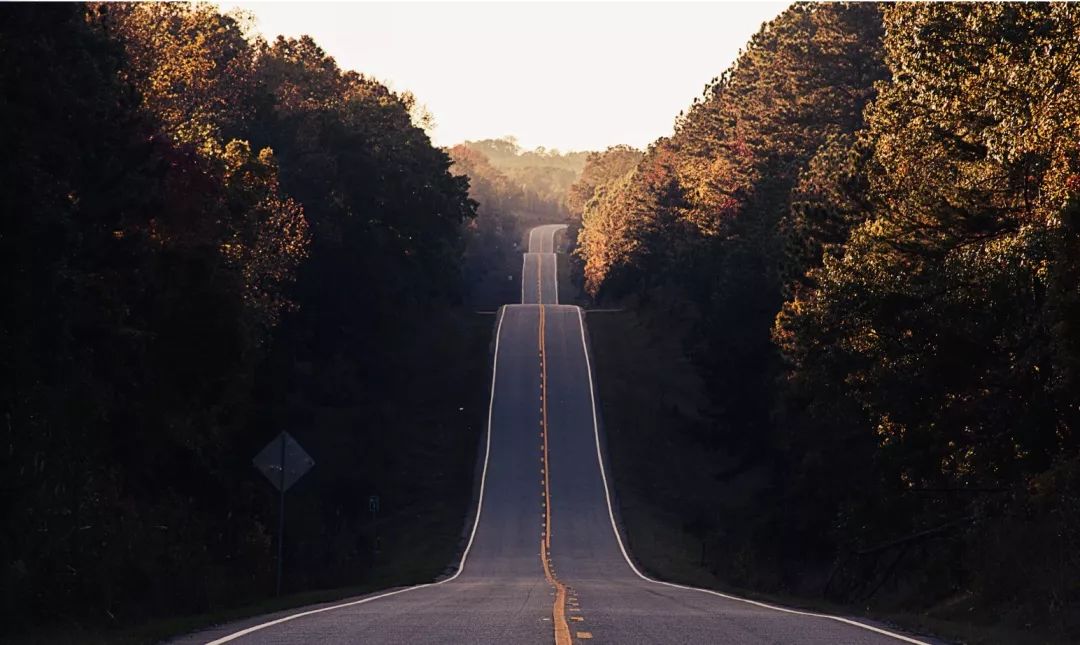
[459,137,586,220]
[0,6,589,639]
[6,1,1078,642]
[576,2,1079,640]
[0,3,498,638]
[450,137,583,306]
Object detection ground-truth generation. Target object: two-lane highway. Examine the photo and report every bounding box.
[177,224,934,644]
[182,304,553,645]
[540,303,931,644]
[522,224,566,304]
[528,224,566,254]
[521,253,558,304]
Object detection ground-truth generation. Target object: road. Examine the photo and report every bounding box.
[522,224,564,304]
[177,225,934,644]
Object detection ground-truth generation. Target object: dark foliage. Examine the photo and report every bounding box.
[1,4,482,635]
[578,2,1079,638]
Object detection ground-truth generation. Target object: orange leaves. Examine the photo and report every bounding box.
[567,146,643,217]
[91,3,257,152]
[88,3,319,331]
[216,140,310,328]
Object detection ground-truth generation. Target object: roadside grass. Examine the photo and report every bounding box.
[12,311,498,645]
[585,307,1063,645]
[549,224,585,306]
[12,579,408,645]
[556,251,584,306]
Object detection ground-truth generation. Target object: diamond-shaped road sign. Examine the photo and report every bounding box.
[253,431,314,492]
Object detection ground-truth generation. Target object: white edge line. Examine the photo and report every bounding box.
[529,225,544,253]
[573,307,932,645]
[525,225,568,305]
[205,307,508,645]
[553,253,559,305]
[552,225,566,304]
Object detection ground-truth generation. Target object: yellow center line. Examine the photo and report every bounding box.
[540,303,550,549]
[537,252,544,304]
[537,304,548,546]
[539,303,572,645]
[541,539,572,645]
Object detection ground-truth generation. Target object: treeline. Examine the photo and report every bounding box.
[568,145,644,277]
[450,138,590,305]
[578,2,1078,637]
[449,145,525,306]
[1,3,487,636]
[460,137,587,219]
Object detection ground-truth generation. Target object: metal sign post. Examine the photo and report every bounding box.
[369,494,381,558]
[253,432,314,596]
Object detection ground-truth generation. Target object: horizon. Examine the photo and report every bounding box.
[227,1,788,151]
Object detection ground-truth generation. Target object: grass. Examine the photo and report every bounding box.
[12,579,410,645]
[584,306,1067,645]
[9,311,499,645]
[556,252,584,306]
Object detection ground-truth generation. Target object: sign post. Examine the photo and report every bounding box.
[369,494,380,558]
[253,431,314,595]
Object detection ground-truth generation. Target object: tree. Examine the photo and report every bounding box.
[776,3,1080,543]
[567,145,643,218]
[2,4,480,634]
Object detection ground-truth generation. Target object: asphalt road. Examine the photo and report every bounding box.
[177,225,935,644]
[528,224,566,254]
[522,224,565,304]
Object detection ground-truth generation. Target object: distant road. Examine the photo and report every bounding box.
[528,224,565,254]
[522,224,565,304]
[175,224,934,644]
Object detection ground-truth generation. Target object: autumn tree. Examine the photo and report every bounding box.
[2,4,303,628]
[460,137,588,219]
[3,4,479,635]
[448,144,521,303]
[774,6,1080,615]
[91,3,310,332]
[567,145,643,218]
[579,4,887,466]
[580,1,1078,635]
[93,2,256,153]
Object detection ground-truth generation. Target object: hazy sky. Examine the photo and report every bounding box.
[228,2,788,152]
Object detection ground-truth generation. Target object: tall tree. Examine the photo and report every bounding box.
[567,145,643,218]
[775,4,1080,564]
[2,4,480,634]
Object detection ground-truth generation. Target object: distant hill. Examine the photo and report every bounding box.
[458,137,590,218]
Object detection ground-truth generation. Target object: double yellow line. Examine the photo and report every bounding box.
[536,252,544,305]
[540,303,551,549]
[539,303,572,645]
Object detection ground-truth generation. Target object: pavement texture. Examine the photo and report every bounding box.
[173,225,935,645]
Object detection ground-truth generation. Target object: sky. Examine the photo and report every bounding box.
[228,2,788,152]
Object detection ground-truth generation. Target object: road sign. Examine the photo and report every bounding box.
[369,495,380,513]
[253,431,314,595]
[253,431,314,492]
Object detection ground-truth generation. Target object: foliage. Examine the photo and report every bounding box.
[580,1,1080,636]
[567,145,643,218]
[449,138,591,304]
[774,4,1080,619]
[460,137,588,218]
[1,3,480,635]
[447,145,522,305]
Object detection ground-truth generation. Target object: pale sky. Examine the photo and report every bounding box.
[227,2,788,152]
